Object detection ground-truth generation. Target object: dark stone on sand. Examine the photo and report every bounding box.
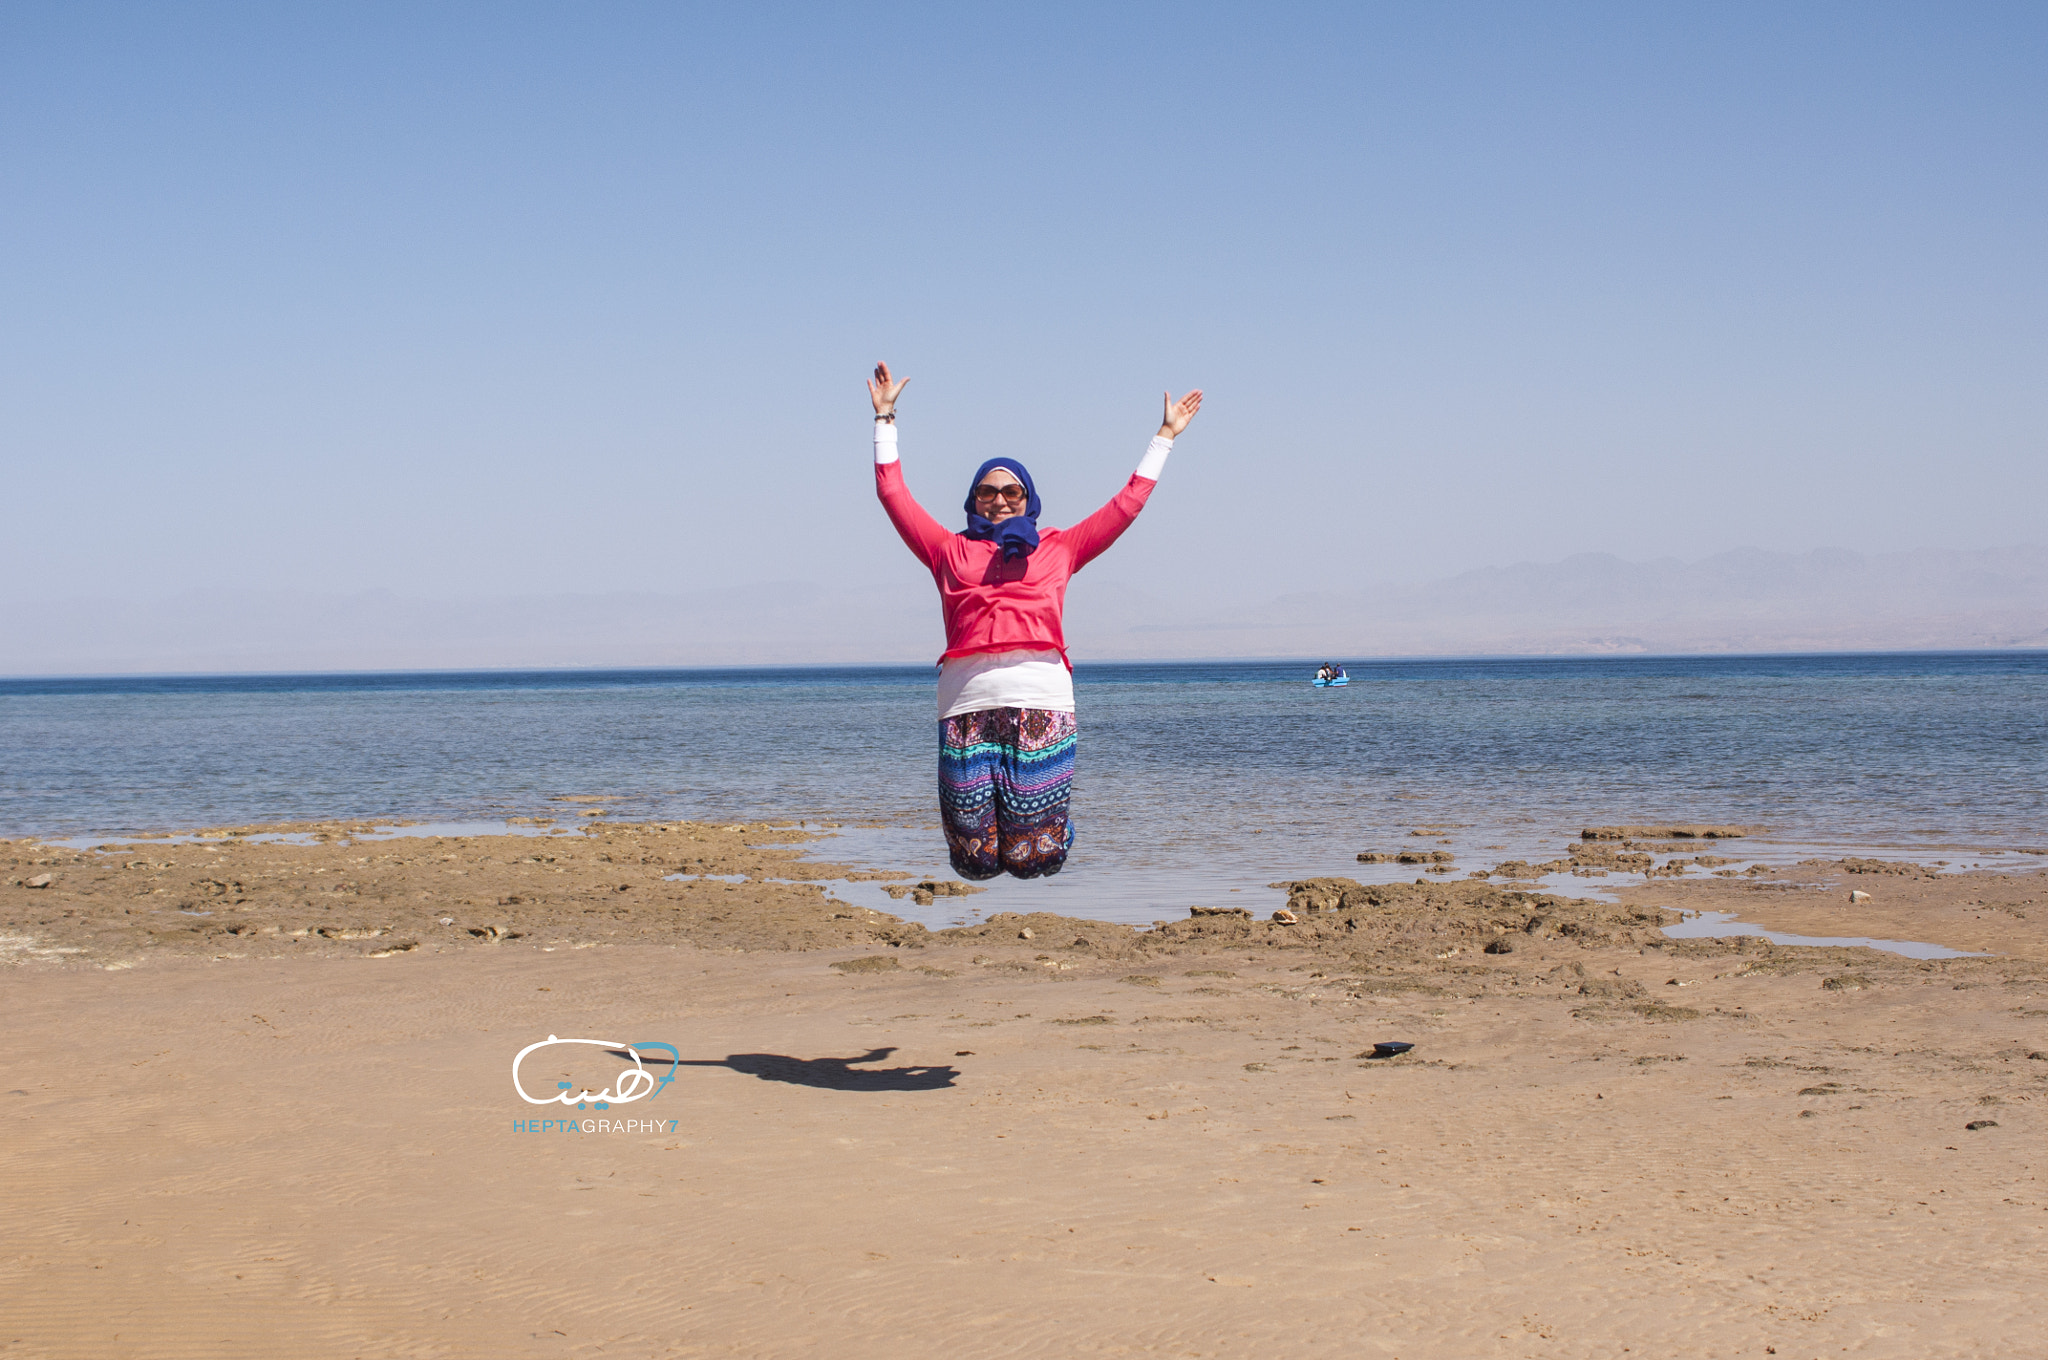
[1821,975,1873,990]
[1484,938,1515,954]
[1965,1119,2000,1130]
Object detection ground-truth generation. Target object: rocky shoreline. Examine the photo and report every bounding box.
[9,818,2043,988]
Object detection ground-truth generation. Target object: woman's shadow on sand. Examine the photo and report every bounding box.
[611,1046,957,1092]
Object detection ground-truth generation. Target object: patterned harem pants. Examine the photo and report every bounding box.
[938,707,1077,880]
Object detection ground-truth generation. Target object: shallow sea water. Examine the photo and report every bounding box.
[1658,909,1985,961]
[4,653,2044,927]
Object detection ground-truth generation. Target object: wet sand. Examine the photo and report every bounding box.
[4,823,2046,1358]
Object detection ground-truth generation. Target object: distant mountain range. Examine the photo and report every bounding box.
[7,544,2045,675]
[1076,544,2048,660]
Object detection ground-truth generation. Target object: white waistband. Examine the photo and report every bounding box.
[937,649,1075,718]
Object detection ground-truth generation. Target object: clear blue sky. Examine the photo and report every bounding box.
[4,2,2044,614]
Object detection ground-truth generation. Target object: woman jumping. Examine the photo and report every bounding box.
[869,361,1202,880]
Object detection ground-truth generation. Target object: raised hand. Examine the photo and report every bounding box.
[869,361,910,416]
[1158,388,1204,438]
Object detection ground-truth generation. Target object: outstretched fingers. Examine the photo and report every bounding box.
[870,361,908,411]
[1159,387,1204,435]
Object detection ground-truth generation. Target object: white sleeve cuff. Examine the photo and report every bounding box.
[874,420,899,465]
[1135,434,1172,481]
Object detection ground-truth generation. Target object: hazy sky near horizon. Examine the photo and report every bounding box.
[5,2,2045,612]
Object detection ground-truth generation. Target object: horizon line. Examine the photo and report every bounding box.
[5,644,2045,685]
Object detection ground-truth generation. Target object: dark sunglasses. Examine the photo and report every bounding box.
[973,483,1027,502]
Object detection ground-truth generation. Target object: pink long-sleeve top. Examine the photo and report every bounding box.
[874,421,1171,669]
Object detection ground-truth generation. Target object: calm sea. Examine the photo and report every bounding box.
[4,653,2044,925]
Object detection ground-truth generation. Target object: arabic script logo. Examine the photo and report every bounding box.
[512,1035,680,1110]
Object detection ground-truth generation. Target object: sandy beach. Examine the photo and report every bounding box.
[4,822,2046,1358]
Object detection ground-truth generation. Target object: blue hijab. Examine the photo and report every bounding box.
[962,458,1042,562]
